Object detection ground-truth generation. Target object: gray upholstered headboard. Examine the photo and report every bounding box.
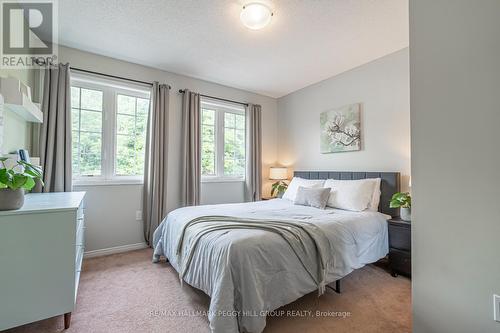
[293,171,401,217]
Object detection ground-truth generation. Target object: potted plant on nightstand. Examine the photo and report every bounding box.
[390,192,412,222]
[271,181,288,198]
[269,166,288,198]
[0,158,43,211]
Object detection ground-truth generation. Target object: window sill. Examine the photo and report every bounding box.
[73,178,144,187]
[201,177,245,183]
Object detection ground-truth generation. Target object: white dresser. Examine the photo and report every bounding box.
[0,192,86,331]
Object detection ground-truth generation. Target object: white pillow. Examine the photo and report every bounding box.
[367,178,382,211]
[282,177,325,202]
[324,179,375,212]
[294,186,331,209]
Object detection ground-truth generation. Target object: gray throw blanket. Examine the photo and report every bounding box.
[175,215,332,295]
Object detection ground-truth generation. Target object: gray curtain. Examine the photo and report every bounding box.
[39,63,72,192]
[181,90,201,206]
[30,68,44,158]
[245,104,262,201]
[143,82,170,246]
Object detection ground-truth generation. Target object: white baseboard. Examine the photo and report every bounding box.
[84,242,148,258]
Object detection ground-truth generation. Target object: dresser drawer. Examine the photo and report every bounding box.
[75,244,84,271]
[77,201,85,220]
[74,244,84,302]
[76,217,85,247]
[388,224,411,251]
[75,209,85,269]
[389,248,411,276]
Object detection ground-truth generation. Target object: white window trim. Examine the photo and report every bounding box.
[201,98,246,183]
[201,176,246,183]
[71,73,150,186]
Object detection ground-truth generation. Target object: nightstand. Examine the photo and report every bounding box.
[387,218,411,277]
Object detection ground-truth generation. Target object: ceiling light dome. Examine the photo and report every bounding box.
[240,3,273,30]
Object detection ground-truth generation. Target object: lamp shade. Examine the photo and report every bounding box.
[269,167,288,180]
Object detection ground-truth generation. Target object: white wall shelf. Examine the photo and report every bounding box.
[0,76,43,123]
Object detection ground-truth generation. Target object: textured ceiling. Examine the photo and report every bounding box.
[58,0,408,98]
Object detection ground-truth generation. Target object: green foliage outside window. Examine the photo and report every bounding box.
[223,112,245,176]
[115,95,148,176]
[71,86,150,178]
[71,87,103,176]
[201,107,246,178]
[201,109,216,175]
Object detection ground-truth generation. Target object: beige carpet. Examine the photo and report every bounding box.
[6,249,411,333]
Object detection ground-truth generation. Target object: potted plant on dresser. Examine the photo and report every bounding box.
[0,157,43,210]
[390,192,412,221]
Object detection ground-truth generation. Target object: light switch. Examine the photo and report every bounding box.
[494,294,500,322]
[136,210,142,221]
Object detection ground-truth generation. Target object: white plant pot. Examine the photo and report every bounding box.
[400,207,411,222]
[0,188,25,210]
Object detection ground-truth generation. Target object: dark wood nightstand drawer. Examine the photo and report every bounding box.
[388,223,411,251]
[387,218,411,278]
[389,248,411,276]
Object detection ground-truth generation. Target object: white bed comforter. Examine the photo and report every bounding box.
[152,199,389,333]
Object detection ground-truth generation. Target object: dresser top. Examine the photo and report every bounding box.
[0,192,85,216]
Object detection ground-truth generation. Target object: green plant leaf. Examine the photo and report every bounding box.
[271,181,287,197]
[18,161,43,178]
[0,168,13,187]
[11,174,28,190]
[390,200,401,208]
[389,192,411,208]
[23,168,40,178]
[22,177,36,190]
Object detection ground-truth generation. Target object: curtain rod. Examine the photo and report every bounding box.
[71,67,171,89]
[178,89,248,107]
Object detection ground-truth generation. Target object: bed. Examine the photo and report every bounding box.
[152,171,400,333]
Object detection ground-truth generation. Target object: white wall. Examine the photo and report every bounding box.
[277,49,410,190]
[410,1,500,332]
[201,181,245,205]
[0,69,36,154]
[2,110,32,154]
[58,46,278,252]
[75,184,144,252]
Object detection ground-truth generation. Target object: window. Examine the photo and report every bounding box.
[71,74,150,184]
[71,87,103,177]
[201,99,246,181]
[201,108,216,176]
[223,112,246,176]
[115,94,149,176]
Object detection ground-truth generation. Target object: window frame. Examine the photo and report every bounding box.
[70,83,104,180]
[71,73,151,186]
[201,98,246,183]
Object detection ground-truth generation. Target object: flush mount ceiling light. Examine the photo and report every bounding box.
[240,3,273,30]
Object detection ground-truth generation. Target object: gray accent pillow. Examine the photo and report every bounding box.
[294,186,331,209]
